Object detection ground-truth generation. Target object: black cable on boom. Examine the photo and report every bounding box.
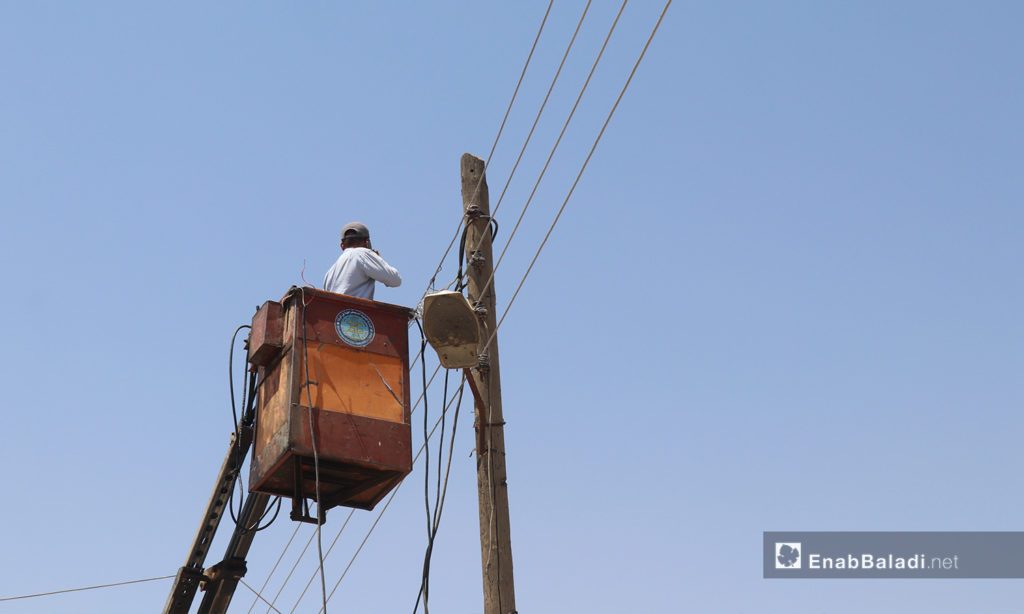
[229,324,256,526]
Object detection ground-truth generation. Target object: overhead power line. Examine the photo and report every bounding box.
[0,575,174,603]
[308,5,672,608]
[486,0,592,223]
[245,523,302,613]
[251,4,673,609]
[423,0,555,298]
[472,0,628,308]
[239,579,283,614]
[254,525,316,614]
[484,0,673,355]
[286,509,357,612]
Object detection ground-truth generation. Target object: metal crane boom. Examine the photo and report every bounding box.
[163,374,266,614]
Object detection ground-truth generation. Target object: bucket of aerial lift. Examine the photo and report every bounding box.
[421,290,481,369]
[247,287,414,515]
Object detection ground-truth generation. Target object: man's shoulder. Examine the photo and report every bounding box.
[351,247,384,262]
[336,247,371,261]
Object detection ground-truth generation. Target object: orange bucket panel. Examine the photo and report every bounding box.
[301,344,405,424]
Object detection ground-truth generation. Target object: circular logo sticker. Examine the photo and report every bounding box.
[334,309,375,347]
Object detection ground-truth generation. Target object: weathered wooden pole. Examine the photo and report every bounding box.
[460,153,517,614]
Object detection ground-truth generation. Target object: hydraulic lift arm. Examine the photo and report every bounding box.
[196,490,270,614]
[163,375,270,614]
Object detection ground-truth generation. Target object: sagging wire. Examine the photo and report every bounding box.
[411,319,431,537]
[246,497,283,533]
[294,352,452,612]
[317,376,465,613]
[229,323,272,528]
[229,325,251,440]
[410,318,467,614]
[278,305,455,613]
[414,371,466,614]
[297,287,330,614]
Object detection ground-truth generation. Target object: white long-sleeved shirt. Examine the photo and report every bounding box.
[323,247,402,300]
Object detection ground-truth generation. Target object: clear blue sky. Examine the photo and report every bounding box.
[1,2,1021,613]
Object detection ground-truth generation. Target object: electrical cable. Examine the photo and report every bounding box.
[228,467,244,525]
[285,509,357,614]
[483,0,673,357]
[275,346,443,614]
[228,324,255,526]
[276,357,466,614]
[246,496,283,533]
[422,8,672,609]
[246,522,303,614]
[469,0,628,311]
[411,318,452,614]
[270,6,672,608]
[411,362,443,418]
[266,4,671,603]
[418,363,446,614]
[298,288,329,614]
[422,0,554,299]
[418,1,554,369]
[486,0,592,225]
[229,325,251,444]
[413,320,432,544]
[450,9,644,592]
[318,485,399,614]
[317,386,463,614]
[245,361,261,423]
[228,329,266,529]
[260,526,317,614]
[454,225,469,293]
[413,373,465,614]
[434,371,449,530]
[454,217,499,293]
[239,579,284,614]
[0,575,175,602]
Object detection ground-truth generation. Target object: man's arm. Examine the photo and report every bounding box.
[358,249,402,288]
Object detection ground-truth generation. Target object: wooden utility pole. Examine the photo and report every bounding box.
[460,153,517,614]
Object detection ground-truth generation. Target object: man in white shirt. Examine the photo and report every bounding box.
[323,222,402,300]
